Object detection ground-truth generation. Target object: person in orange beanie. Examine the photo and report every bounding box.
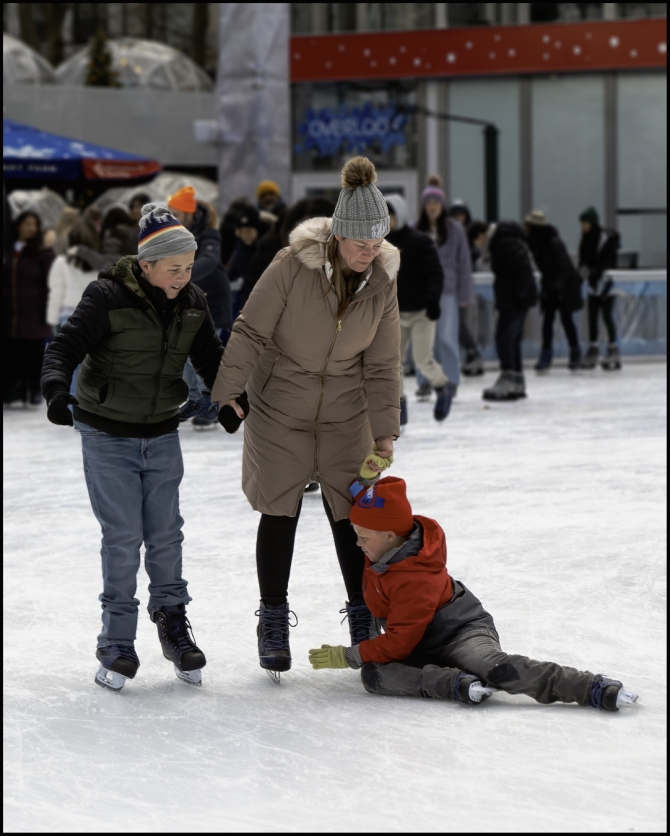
[309,473,638,712]
[167,187,197,226]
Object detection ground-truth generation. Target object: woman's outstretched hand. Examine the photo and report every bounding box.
[375,436,394,459]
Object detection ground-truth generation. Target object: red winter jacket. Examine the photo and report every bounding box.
[358,515,453,664]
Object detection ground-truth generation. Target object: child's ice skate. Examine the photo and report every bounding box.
[600,344,622,371]
[153,604,206,686]
[588,674,639,711]
[454,671,498,705]
[94,644,140,691]
[340,601,378,645]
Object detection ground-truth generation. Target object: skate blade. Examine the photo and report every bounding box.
[616,689,639,707]
[469,683,498,703]
[174,665,202,686]
[192,423,218,431]
[265,670,281,685]
[95,665,127,691]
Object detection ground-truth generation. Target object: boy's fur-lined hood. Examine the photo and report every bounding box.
[288,217,400,282]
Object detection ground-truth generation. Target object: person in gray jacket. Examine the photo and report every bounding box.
[416,178,473,402]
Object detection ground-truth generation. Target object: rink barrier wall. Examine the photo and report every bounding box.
[469,269,667,359]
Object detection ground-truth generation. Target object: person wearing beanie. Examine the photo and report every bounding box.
[578,207,622,370]
[211,155,401,679]
[385,194,451,424]
[309,474,639,713]
[525,210,584,373]
[415,176,473,412]
[256,179,285,217]
[40,202,225,691]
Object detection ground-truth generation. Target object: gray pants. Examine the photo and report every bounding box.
[400,309,448,391]
[361,626,594,706]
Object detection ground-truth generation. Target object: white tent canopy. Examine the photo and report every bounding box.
[3,33,58,84]
[92,172,219,213]
[55,38,213,93]
[7,187,68,229]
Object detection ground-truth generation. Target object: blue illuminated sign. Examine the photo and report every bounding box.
[296,102,409,158]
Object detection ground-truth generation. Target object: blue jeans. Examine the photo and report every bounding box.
[75,421,191,647]
[416,294,461,388]
[183,357,206,402]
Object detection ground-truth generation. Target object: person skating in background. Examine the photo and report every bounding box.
[416,177,473,409]
[3,210,55,406]
[525,210,584,373]
[219,197,253,267]
[128,192,151,228]
[385,193,453,424]
[256,179,286,223]
[578,207,622,371]
[71,205,138,272]
[482,222,538,401]
[468,221,489,271]
[167,187,232,430]
[309,475,638,714]
[227,205,271,319]
[40,203,223,691]
[53,207,80,256]
[212,156,400,680]
[449,199,485,377]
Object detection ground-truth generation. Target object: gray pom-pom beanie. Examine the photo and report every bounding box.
[331,156,390,240]
[137,203,197,262]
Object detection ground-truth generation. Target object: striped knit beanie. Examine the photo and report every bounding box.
[421,184,447,206]
[137,203,197,262]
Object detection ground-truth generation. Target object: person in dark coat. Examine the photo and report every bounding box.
[41,202,223,690]
[227,205,271,318]
[578,207,622,371]
[385,194,453,424]
[482,221,538,402]
[219,197,254,268]
[449,200,485,377]
[167,187,233,428]
[525,210,583,373]
[3,210,55,404]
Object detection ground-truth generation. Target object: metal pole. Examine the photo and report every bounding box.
[484,124,499,222]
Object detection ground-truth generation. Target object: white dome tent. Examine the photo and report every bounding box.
[3,33,58,84]
[7,187,68,230]
[92,173,219,214]
[55,37,213,93]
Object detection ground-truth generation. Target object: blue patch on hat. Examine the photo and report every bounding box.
[357,486,385,509]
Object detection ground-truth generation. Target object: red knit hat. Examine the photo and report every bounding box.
[349,476,414,536]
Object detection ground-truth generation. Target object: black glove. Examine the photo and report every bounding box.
[217,391,250,434]
[425,301,441,321]
[47,392,78,426]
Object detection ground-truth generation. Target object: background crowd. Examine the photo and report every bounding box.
[3,173,622,424]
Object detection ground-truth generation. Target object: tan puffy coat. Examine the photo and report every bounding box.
[211,217,401,520]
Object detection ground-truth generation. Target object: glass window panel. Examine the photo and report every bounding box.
[532,75,605,255]
[448,78,520,222]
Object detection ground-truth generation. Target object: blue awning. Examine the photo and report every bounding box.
[3,119,161,181]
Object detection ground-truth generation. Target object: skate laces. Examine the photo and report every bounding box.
[164,611,199,653]
[255,607,298,651]
[588,675,622,708]
[340,603,374,645]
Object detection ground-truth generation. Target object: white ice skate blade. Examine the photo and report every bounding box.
[265,670,281,685]
[617,688,639,707]
[469,683,498,703]
[174,666,202,686]
[192,423,218,431]
[95,665,127,691]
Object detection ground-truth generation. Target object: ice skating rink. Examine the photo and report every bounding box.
[3,362,667,833]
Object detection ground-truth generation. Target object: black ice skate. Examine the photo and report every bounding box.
[600,343,622,371]
[434,382,457,422]
[256,602,297,683]
[461,349,484,377]
[483,371,520,401]
[588,674,638,712]
[304,481,320,494]
[340,601,378,645]
[568,346,582,371]
[580,344,599,369]
[453,671,497,705]
[153,604,206,686]
[95,644,140,691]
[415,381,432,401]
[535,348,552,374]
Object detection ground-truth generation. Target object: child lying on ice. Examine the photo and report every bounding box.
[309,469,638,712]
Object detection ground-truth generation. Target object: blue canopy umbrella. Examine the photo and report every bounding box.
[3,119,161,182]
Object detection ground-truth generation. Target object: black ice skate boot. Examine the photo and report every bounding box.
[256,602,297,682]
[453,671,497,705]
[400,395,408,427]
[95,644,140,691]
[535,348,552,374]
[415,381,433,401]
[511,371,527,399]
[568,346,582,371]
[600,343,622,371]
[461,349,484,376]
[153,604,206,686]
[588,674,639,712]
[434,382,457,421]
[340,601,378,645]
[580,344,599,369]
[483,371,519,401]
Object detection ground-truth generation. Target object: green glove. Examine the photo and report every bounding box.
[358,445,393,482]
[308,644,349,670]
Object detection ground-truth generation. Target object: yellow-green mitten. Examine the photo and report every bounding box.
[308,645,349,670]
[358,445,393,482]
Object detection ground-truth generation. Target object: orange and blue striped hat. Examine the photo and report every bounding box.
[138,203,197,262]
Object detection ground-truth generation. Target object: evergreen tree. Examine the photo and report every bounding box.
[85,28,119,88]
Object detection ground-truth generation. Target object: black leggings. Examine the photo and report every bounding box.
[3,338,45,401]
[541,302,580,352]
[587,295,617,344]
[256,493,365,607]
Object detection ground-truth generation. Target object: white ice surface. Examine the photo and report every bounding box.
[3,363,667,833]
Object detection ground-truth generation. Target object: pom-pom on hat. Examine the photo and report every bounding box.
[350,476,414,537]
[137,203,197,262]
[256,179,281,198]
[168,186,197,214]
[331,156,390,241]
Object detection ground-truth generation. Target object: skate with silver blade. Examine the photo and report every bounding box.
[94,644,140,692]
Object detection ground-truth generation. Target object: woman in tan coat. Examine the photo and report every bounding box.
[212,157,401,676]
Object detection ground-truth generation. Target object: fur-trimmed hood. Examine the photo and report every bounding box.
[288,217,400,282]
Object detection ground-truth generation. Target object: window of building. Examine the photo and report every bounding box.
[531,3,604,22]
[617,3,667,16]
